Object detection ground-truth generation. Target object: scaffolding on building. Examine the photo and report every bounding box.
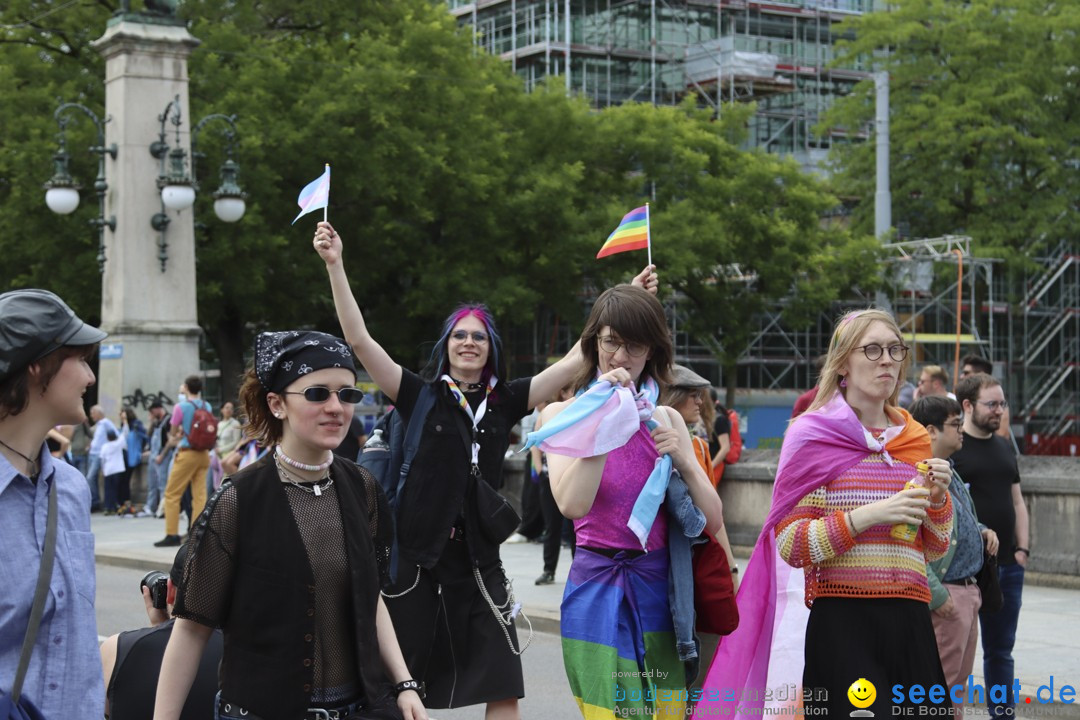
[1018,239,1080,454]
[449,0,877,171]
[666,237,1079,454]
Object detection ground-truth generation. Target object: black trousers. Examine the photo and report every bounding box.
[517,473,543,538]
[538,472,574,573]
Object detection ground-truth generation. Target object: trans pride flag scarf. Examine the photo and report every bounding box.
[521,377,670,549]
[692,392,929,719]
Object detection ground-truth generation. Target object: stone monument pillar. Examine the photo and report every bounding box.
[91,12,201,418]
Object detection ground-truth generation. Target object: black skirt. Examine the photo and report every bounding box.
[383,538,524,708]
[803,597,947,717]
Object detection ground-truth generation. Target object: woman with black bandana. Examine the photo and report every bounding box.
[313,221,655,719]
[153,331,428,720]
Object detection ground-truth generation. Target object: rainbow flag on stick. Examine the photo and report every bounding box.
[597,204,651,264]
[292,164,331,224]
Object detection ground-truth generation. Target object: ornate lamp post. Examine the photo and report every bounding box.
[149,96,246,271]
[150,95,196,213]
[193,114,247,224]
[43,103,118,273]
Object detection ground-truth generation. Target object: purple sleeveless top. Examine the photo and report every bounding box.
[573,424,669,552]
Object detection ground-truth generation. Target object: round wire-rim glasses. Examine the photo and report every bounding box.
[854,343,910,362]
[450,330,489,344]
[598,335,649,358]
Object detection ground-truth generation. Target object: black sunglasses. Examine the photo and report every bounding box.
[281,386,365,404]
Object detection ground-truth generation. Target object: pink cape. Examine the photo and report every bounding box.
[692,393,930,718]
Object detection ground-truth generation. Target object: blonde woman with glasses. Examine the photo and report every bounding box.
[695,309,955,719]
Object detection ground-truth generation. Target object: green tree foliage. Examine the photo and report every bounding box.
[825,0,1080,263]
[181,0,609,393]
[2,1,876,403]
[0,0,114,323]
[586,99,879,403]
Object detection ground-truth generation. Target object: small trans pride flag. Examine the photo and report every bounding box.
[292,164,330,224]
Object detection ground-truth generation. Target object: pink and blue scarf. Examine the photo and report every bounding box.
[521,377,670,549]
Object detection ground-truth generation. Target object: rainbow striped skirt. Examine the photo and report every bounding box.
[561,547,687,720]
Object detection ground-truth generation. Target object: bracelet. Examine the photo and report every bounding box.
[393,679,426,700]
[1015,547,1030,557]
[731,565,739,574]
[847,511,860,535]
[930,496,947,509]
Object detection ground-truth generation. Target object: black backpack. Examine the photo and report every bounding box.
[358,385,435,581]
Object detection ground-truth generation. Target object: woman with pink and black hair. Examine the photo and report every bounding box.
[314,221,654,719]
[420,303,507,385]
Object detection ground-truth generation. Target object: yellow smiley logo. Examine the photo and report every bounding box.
[847,678,877,709]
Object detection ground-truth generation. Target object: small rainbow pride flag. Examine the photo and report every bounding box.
[597,204,650,259]
[292,164,331,224]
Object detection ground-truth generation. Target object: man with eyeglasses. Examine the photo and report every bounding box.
[910,395,999,715]
[960,354,1012,441]
[155,375,214,548]
[951,373,1028,718]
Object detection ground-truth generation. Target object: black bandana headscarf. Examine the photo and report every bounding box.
[254,331,356,393]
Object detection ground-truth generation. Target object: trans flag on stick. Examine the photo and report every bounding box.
[292,164,330,224]
[597,204,651,265]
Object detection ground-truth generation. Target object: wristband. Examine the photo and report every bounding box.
[1015,547,1030,557]
[847,511,860,535]
[394,679,426,700]
[731,565,739,574]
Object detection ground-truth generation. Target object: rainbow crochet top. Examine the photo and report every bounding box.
[775,451,953,607]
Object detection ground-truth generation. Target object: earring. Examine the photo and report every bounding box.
[839,376,848,388]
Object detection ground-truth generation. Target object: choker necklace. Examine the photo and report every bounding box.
[275,457,333,497]
[451,377,485,392]
[275,445,333,473]
[0,437,39,479]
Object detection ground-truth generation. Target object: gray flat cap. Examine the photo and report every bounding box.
[670,363,711,389]
[0,289,107,383]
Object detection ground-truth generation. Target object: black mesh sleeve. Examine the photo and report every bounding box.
[359,466,394,588]
[173,481,238,628]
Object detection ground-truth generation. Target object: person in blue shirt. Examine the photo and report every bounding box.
[0,289,107,718]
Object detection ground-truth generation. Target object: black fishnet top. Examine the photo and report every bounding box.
[176,466,391,704]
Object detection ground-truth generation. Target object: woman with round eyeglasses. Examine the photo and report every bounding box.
[153,331,427,720]
[313,221,656,719]
[537,286,724,719]
[695,308,955,719]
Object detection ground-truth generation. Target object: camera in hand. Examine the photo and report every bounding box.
[141,570,169,610]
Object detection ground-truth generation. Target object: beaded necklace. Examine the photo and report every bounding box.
[275,444,333,473]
